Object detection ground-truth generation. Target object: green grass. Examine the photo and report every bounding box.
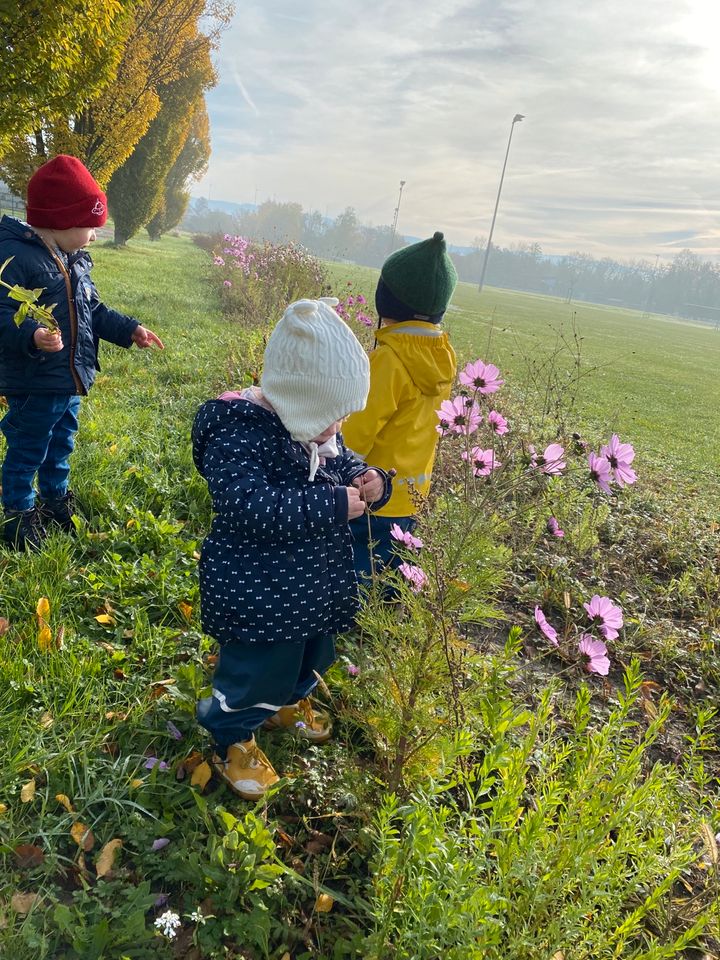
[326,263,720,500]
[0,237,717,957]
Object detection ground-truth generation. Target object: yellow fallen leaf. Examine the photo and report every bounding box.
[314,893,334,913]
[55,793,74,813]
[190,760,212,790]
[36,597,50,621]
[11,892,39,915]
[70,821,95,851]
[551,953,565,960]
[39,711,54,728]
[95,838,122,878]
[55,625,65,649]
[108,443,118,454]
[37,626,53,652]
[129,778,144,789]
[95,614,115,625]
[20,779,36,802]
[0,803,7,815]
[178,601,193,621]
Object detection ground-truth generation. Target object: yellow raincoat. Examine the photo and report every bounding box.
[343,321,456,517]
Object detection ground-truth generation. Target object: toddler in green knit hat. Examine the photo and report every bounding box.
[343,232,458,577]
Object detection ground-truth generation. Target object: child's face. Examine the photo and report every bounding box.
[53,226,97,252]
[312,420,343,444]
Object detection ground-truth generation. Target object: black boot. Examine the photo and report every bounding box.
[37,491,81,532]
[2,506,47,550]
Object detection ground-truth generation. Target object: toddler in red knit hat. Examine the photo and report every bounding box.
[0,155,164,549]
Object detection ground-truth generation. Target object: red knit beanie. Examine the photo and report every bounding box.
[26,155,107,229]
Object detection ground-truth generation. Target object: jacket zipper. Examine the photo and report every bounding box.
[37,238,85,395]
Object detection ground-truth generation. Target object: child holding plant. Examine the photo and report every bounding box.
[192,297,391,800]
[342,231,457,576]
[0,154,164,549]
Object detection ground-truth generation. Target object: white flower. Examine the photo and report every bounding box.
[188,908,206,924]
[154,910,182,938]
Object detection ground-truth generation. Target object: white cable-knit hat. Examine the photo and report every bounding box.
[261,297,370,443]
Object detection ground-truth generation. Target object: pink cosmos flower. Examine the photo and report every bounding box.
[487,410,509,435]
[390,523,424,551]
[601,434,637,487]
[223,280,232,288]
[347,296,355,306]
[398,562,429,592]
[578,635,610,675]
[462,447,502,477]
[213,256,225,266]
[435,396,482,436]
[547,516,565,538]
[356,311,374,326]
[530,443,566,476]
[583,594,623,640]
[534,606,559,646]
[459,359,504,394]
[356,294,367,305]
[346,663,360,677]
[588,451,613,494]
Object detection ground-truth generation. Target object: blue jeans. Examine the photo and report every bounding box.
[0,394,81,511]
[349,514,417,579]
[197,633,336,752]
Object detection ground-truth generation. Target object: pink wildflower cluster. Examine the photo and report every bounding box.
[216,234,325,287]
[335,290,373,327]
[533,592,622,676]
[434,358,509,480]
[588,434,637,494]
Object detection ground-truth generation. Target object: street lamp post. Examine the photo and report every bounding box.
[478,114,524,293]
[388,179,406,254]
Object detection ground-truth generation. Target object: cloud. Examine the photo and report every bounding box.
[199,0,720,260]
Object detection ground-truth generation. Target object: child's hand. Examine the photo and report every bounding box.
[353,469,384,505]
[33,328,63,352]
[346,486,366,520]
[132,325,165,349]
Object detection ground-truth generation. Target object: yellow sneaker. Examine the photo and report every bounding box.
[263,697,333,743]
[213,737,280,800]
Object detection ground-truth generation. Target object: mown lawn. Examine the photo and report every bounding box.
[326,262,720,503]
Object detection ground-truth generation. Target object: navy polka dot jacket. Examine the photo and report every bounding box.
[192,397,392,645]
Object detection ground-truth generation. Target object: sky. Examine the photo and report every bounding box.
[197,0,720,262]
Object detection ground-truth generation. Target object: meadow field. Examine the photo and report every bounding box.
[0,235,717,958]
[327,262,720,501]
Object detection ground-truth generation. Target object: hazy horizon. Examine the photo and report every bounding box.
[198,0,720,264]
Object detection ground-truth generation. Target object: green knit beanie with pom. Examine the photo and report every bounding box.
[379,231,458,319]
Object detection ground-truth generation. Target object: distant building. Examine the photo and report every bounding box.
[0,182,25,219]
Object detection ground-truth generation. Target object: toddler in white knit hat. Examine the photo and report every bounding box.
[192,297,391,800]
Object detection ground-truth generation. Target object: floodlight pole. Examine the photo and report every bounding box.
[388,180,406,254]
[478,114,524,293]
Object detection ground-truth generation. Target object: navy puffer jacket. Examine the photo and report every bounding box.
[192,397,392,645]
[0,216,138,395]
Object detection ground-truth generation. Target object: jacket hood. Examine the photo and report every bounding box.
[375,322,456,397]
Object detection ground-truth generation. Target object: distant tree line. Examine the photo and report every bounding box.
[0,1,232,245]
[183,199,720,323]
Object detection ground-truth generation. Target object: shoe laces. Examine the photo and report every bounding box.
[298,698,323,728]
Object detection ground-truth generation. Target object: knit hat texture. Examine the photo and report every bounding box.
[26,155,108,229]
[261,298,369,443]
[378,231,458,322]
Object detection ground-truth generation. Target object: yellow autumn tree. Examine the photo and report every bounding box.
[107,33,215,244]
[0,1,135,161]
[0,0,231,193]
[146,103,210,240]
